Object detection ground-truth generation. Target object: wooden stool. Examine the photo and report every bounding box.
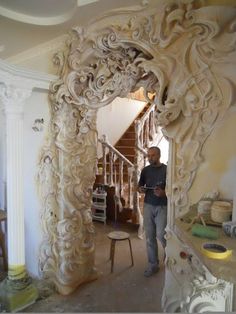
[0,209,7,271]
[107,231,134,273]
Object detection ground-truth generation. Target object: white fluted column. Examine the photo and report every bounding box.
[0,60,55,312]
[0,84,31,279]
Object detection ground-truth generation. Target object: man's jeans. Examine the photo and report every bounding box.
[143,203,167,268]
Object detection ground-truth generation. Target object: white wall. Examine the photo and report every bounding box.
[23,89,50,276]
[158,135,169,165]
[189,106,236,221]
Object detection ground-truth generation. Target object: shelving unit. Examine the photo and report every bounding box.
[92,191,107,224]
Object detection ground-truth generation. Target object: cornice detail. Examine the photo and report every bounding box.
[0,59,58,90]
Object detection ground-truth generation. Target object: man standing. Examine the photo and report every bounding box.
[138,146,167,277]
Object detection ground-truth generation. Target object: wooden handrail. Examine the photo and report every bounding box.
[99,135,134,167]
[136,145,147,156]
[136,101,156,125]
[134,102,156,147]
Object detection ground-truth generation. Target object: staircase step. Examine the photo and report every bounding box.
[122,132,135,139]
[116,138,135,146]
[127,125,135,132]
[115,146,135,156]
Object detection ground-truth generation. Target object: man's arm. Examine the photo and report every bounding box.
[153,186,166,197]
[137,168,146,193]
[154,168,167,197]
[138,186,146,193]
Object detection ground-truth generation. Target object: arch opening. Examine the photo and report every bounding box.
[36,1,236,295]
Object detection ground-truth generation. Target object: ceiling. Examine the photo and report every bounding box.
[0,0,79,25]
[0,0,142,60]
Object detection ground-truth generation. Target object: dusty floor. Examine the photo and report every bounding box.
[23,221,165,313]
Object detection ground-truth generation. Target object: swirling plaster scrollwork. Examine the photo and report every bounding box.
[127,2,236,215]
[37,0,236,294]
[37,46,98,294]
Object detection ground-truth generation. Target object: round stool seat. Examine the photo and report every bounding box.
[107,230,134,272]
[107,231,130,241]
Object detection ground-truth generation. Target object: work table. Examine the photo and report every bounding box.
[174,218,236,284]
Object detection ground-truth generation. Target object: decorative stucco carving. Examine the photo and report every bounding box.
[37,51,98,293]
[163,226,233,312]
[37,0,236,294]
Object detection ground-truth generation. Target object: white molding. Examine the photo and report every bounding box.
[0,5,77,26]
[77,0,99,6]
[0,59,58,90]
[6,34,68,66]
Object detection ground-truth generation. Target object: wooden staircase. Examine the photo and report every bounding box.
[95,103,151,224]
[115,103,151,164]
[94,95,165,240]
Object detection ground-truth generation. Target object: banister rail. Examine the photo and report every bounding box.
[135,102,157,154]
[99,135,134,167]
[98,134,135,211]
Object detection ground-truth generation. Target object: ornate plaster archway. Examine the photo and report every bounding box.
[37,0,236,295]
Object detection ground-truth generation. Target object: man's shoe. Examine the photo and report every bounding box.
[144,266,159,277]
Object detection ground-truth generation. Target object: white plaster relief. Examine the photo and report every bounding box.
[163,227,233,312]
[37,0,236,295]
[37,100,98,294]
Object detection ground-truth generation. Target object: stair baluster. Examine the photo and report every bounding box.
[99,135,135,210]
[102,142,107,185]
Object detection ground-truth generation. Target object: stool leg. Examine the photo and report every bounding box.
[109,241,112,261]
[128,238,134,266]
[110,239,116,273]
[2,243,7,271]
[0,232,7,271]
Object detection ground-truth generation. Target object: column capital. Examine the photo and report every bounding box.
[0,83,32,114]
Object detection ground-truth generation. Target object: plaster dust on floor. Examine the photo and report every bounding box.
[22,221,165,313]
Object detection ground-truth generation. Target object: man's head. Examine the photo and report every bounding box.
[147,147,161,166]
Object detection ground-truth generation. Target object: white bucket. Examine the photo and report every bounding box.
[211,201,232,223]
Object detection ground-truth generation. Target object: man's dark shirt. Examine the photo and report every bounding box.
[138,163,167,206]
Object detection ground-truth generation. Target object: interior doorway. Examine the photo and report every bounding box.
[36,6,172,295]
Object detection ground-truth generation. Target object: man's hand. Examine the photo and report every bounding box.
[154,186,166,197]
[138,186,146,193]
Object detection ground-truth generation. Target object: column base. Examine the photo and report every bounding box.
[0,276,38,312]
